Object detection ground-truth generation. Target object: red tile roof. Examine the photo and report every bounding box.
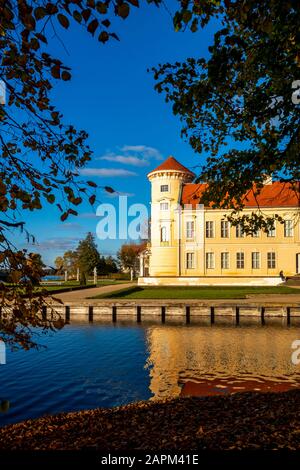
[148,156,195,177]
[181,181,299,208]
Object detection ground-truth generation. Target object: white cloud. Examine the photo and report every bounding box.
[121,145,163,160]
[105,191,135,198]
[79,212,100,219]
[27,237,80,251]
[79,168,138,177]
[97,154,149,167]
[56,222,83,231]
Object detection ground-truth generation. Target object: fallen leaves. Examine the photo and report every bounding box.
[1,390,300,450]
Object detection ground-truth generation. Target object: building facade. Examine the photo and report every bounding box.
[139,156,300,286]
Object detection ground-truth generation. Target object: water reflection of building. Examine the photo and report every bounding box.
[145,324,300,399]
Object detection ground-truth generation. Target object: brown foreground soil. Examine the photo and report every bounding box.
[1,390,300,450]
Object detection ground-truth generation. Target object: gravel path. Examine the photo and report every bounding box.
[50,282,136,303]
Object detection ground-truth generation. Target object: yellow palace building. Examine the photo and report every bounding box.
[139,156,300,286]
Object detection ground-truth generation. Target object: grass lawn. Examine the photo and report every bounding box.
[38,280,129,292]
[2,280,130,295]
[92,285,298,299]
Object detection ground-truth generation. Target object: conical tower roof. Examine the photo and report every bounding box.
[147,156,195,178]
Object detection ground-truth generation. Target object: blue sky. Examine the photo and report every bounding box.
[16,1,218,266]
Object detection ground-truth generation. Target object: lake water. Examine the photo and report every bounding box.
[42,275,63,281]
[1,316,300,426]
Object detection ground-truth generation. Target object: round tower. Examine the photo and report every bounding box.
[147,156,195,277]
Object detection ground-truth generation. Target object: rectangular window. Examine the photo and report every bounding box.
[236,252,245,269]
[284,220,293,237]
[221,220,229,238]
[186,221,195,239]
[252,252,260,269]
[252,229,260,238]
[236,224,244,238]
[160,226,169,242]
[221,252,229,269]
[267,252,276,269]
[186,252,195,269]
[205,221,214,238]
[267,223,276,237]
[160,202,169,211]
[206,252,215,269]
[160,185,168,192]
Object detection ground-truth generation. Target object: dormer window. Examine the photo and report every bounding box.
[160,184,169,192]
[160,202,169,211]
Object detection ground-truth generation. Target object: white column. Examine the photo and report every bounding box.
[140,254,144,277]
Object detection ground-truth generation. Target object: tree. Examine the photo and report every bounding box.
[54,250,78,276]
[0,0,160,237]
[0,249,65,349]
[153,0,300,232]
[4,0,298,348]
[26,253,45,285]
[97,255,117,275]
[76,232,100,284]
[54,256,64,273]
[0,0,160,349]
[55,248,118,278]
[104,255,118,274]
[117,242,145,278]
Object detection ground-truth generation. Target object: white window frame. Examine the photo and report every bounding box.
[284,220,294,237]
[205,221,214,238]
[160,226,169,242]
[160,184,169,192]
[252,229,260,238]
[160,202,169,211]
[267,252,276,269]
[236,252,245,269]
[221,220,229,238]
[267,223,276,237]
[206,252,215,269]
[221,252,229,269]
[186,252,195,269]
[251,252,260,269]
[186,220,195,240]
[236,224,245,238]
